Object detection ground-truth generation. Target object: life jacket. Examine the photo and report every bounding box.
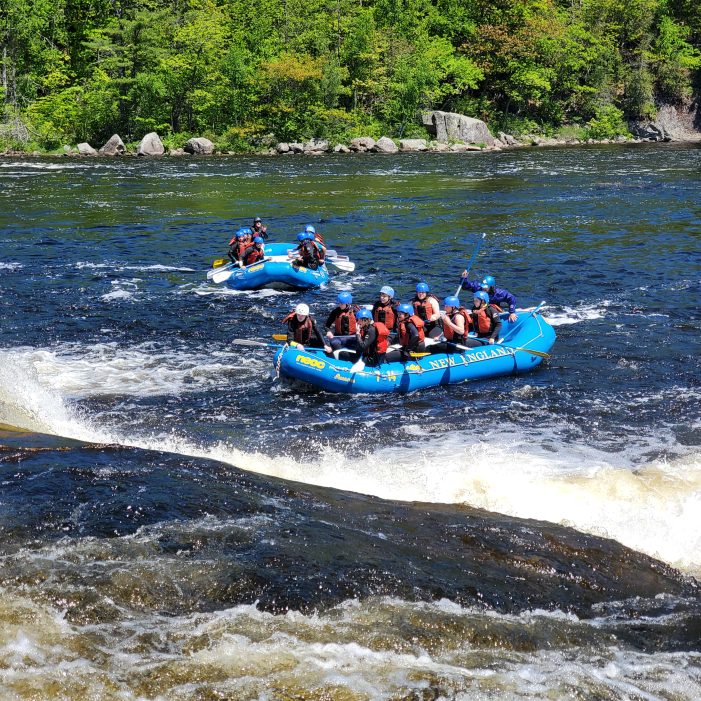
[360,322,390,356]
[334,307,357,335]
[412,294,438,322]
[314,235,326,261]
[242,246,264,266]
[373,301,396,330]
[398,315,425,348]
[297,241,320,269]
[236,240,249,259]
[468,305,497,335]
[443,307,470,342]
[282,312,314,345]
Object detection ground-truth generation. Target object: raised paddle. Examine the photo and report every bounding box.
[455,233,487,296]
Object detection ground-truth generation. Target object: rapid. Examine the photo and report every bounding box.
[0,145,700,699]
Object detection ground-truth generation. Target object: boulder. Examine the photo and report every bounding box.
[423,110,496,147]
[373,136,398,153]
[427,141,450,152]
[137,132,165,156]
[303,138,330,154]
[169,148,188,156]
[98,134,126,156]
[276,143,290,154]
[288,142,304,153]
[349,137,376,152]
[76,142,98,156]
[333,144,350,153]
[498,131,518,146]
[399,138,427,152]
[184,137,214,155]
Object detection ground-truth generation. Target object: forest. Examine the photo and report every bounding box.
[1,0,700,152]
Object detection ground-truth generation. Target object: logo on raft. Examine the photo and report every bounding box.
[426,346,515,370]
[333,373,351,383]
[296,355,326,371]
[246,264,264,273]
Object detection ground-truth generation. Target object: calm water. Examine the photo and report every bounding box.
[0,145,700,699]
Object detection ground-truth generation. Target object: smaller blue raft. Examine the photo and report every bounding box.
[225,243,329,291]
[272,310,555,394]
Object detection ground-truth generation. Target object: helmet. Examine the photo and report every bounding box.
[379,286,395,298]
[397,303,413,316]
[236,229,247,238]
[416,282,429,293]
[254,217,262,223]
[296,232,307,242]
[337,291,353,305]
[295,303,310,316]
[481,275,496,289]
[253,236,264,244]
[474,291,490,304]
[243,227,253,235]
[444,296,460,308]
[305,232,316,240]
[305,225,316,234]
[356,308,372,320]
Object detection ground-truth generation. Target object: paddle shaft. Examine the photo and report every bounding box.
[455,233,487,296]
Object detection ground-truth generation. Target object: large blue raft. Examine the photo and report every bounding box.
[225,243,329,291]
[272,309,556,394]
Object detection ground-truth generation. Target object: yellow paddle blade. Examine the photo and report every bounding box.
[410,352,430,358]
[515,347,550,358]
[212,258,228,268]
[272,334,287,341]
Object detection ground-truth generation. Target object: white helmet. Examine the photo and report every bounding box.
[295,303,310,316]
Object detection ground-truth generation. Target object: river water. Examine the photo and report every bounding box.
[0,145,700,699]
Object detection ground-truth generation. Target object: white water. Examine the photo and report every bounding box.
[1,343,699,576]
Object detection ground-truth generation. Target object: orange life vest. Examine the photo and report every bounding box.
[398,315,425,347]
[334,308,357,335]
[412,294,438,321]
[468,305,499,335]
[373,301,396,330]
[242,246,264,266]
[443,308,470,342]
[282,312,314,345]
[361,322,390,355]
[314,235,326,261]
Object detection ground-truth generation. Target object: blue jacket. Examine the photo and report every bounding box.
[459,278,517,314]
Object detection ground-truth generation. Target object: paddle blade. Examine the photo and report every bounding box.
[350,359,365,373]
[272,334,287,341]
[212,267,235,284]
[515,347,550,358]
[328,259,355,272]
[207,261,233,280]
[232,339,270,347]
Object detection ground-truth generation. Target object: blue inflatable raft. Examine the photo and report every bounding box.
[272,309,555,394]
[225,243,329,291]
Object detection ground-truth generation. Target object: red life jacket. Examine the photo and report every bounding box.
[412,294,438,321]
[398,315,425,347]
[373,301,396,330]
[468,305,498,335]
[314,235,326,261]
[242,246,264,266]
[334,307,357,335]
[282,312,313,345]
[443,308,470,341]
[236,240,249,259]
[361,322,390,355]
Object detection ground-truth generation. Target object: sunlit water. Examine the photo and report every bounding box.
[1,145,700,699]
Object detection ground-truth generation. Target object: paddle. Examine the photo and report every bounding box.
[455,233,487,296]
[499,300,546,343]
[207,261,235,280]
[447,339,550,359]
[212,265,238,284]
[326,257,355,272]
[232,339,282,349]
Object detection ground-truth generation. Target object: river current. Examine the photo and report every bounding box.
[0,145,700,699]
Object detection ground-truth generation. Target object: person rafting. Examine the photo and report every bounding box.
[430,296,475,353]
[291,232,321,270]
[282,303,330,352]
[252,217,269,240]
[372,286,398,331]
[411,282,442,338]
[304,225,326,262]
[468,291,502,344]
[227,228,247,264]
[325,291,358,350]
[386,303,425,362]
[458,273,518,322]
[240,236,266,266]
[355,308,390,366]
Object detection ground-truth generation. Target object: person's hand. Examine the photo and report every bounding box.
[488,338,495,344]
[297,344,305,351]
[324,345,332,353]
[461,270,468,278]
[326,331,333,339]
[509,313,517,322]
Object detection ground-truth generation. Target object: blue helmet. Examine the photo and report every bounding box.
[356,308,372,320]
[243,227,253,235]
[397,303,413,316]
[481,275,496,289]
[416,282,429,293]
[305,225,316,234]
[379,286,395,298]
[253,236,264,244]
[296,232,307,242]
[474,290,490,304]
[305,231,316,240]
[444,296,460,308]
[337,291,353,305]
[236,229,247,238]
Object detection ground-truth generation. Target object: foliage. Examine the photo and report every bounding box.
[1,0,698,148]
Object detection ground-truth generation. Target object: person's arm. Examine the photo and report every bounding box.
[356,325,376,352]
[459,277,480,292]
[499,288,518,321]
[311,320,329,350]
[325,309,338,337]
[286,319,296,345]
[406,323,420,351]
[428,297,441,322]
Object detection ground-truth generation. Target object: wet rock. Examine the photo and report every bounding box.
[276,143,290,154]
[137,132,165,156]
[98,134,126,156]
[169,148,188,156]
[303,138,330,154]
[423,110,496,147]
[373,136,398,153]
[399,138,427,152]
[184,137,214,155]
[76,142,98,156]
[349,137,376,152]
[333,144,350,153]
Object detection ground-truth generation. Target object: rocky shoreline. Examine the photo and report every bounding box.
[2,106,699,159]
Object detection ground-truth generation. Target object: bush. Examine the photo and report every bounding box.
[585,105,630,139]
